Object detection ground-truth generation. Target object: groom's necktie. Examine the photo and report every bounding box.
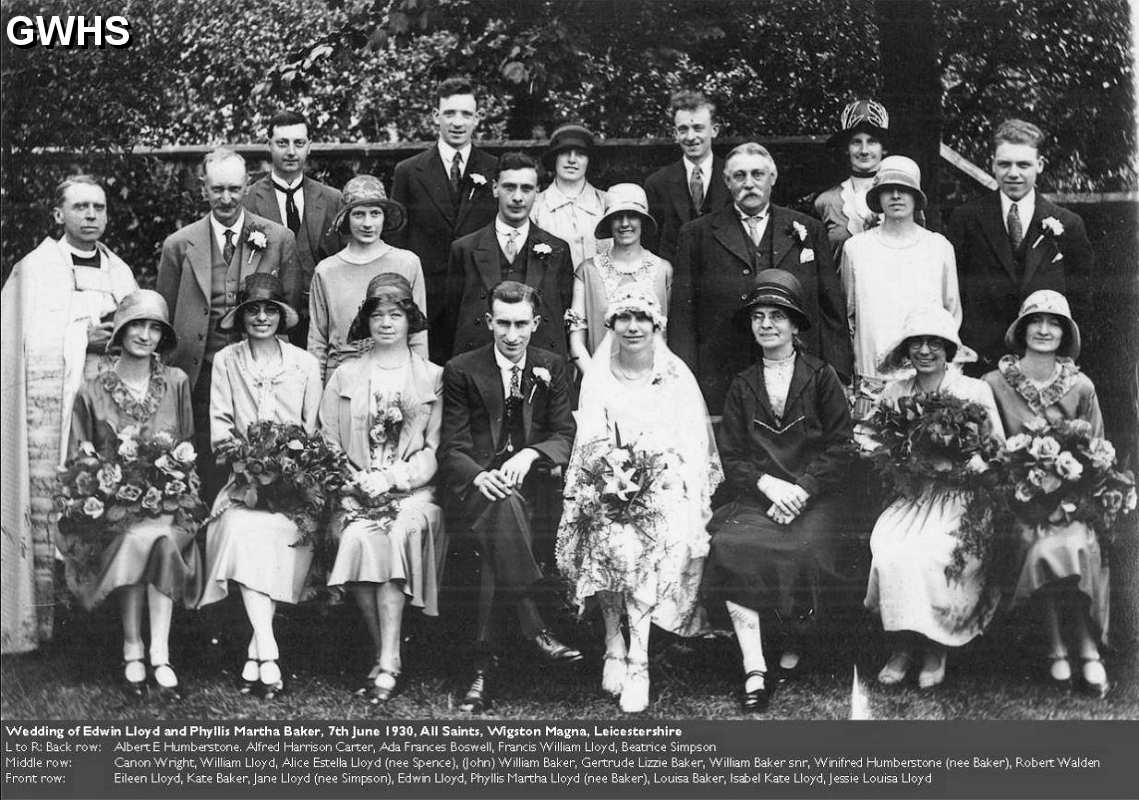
[450,152,462,194]
[689,167,704,210]
[1007,202,1024,250]
[273,181,301,235]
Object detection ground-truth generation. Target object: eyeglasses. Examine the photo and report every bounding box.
[907,337,947,351]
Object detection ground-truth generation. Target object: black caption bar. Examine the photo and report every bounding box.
[2,720,1137,799]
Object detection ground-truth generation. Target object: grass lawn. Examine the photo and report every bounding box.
[3,579,1136,721]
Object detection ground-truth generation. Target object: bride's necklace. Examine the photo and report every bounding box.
[613,360,652,382]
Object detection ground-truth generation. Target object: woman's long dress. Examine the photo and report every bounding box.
[323,354,446,616]
[863,370,1006,646]
[984,356,1109,641]
[198,341,323,607]
[63,359,202,610]
[556,336,721,635]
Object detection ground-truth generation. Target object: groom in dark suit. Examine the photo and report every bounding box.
[242,110,342,346]
[445,152,573,358]
[391,76,499,364]
[644,90,731,264]
[948,118,1094,374]
[672,142,851,416]
[440,281,580,712]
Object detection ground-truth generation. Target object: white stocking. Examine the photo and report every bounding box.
[726,600,766,691]
[240,586,279,662]
[146,586,174,667]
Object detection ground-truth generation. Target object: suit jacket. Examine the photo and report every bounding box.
[156,211,301,386]
[948,192,1094,372]
[390,145,499,363]
[672,204,852,415]
[445,222,573,357]
[439,344,574,498]
[644,156,731,264]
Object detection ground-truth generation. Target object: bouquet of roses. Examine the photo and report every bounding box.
[55,423,206,583]
[214,420,348,547]
[339,461,413,530]
[997,417,1136,551]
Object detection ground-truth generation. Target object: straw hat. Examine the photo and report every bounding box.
[332,174,406,234]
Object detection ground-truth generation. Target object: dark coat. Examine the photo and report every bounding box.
[439,344,575,498]
[644,156,731,264]
[390,146,499,363]
[948,192,1094,372]
[671,204,852,415]
[718,352,853,502]
[445,222,573,357]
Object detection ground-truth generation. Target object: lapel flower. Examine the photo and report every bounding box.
[790,220,809,243]
[1032,216,1065,248]
[799,248,815,263]
[528,365,551,403]
[246,227,268,264]
[469,173,487,186]
[533,242,553,258]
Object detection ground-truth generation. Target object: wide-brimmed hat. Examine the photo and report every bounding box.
[217,273,300,332]
[110,290,177,352]
[603,285,667,329]
[347,272,427,341]
[593,183,657,241]
[740,269,811,330]
[1004,289,1081,359]
[541,124,595,171]
[826,98,890,148]
[866,155,927,214]
[879,305,963,373]
[332,174,406,234]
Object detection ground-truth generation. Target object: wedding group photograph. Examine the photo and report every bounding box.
[1,0,1136,725]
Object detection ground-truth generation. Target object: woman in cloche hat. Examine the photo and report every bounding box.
[565,183,671,373]
[864,306,1004,690]
[61,290,203,698]
[983,291,1113,697]
[839,154,961,391]
[198,274,322,700]
[531,124,609,269]
[702,270,855,713]
[309,174,426,381]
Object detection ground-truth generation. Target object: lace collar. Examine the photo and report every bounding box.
[99,356,168,423]
[596,251,657,300]
[998,355,1080,416]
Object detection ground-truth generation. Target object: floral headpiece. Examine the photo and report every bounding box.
[603,286,667,329]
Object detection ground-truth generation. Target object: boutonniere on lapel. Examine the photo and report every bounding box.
[468,172,487,201]
[789,220,814,263]
[532,242,553,259]
[245,226,268,265]
[528,366,551,402]
[1032,216,1065,249]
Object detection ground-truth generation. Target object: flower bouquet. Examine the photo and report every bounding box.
[54,424,206,585]
[997,417,1135,554]
[339,461,413,530]
[214,420,348,549]
[368,396,405,459]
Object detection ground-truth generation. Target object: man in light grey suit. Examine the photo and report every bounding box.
[243,110,341,345]
[157,147,300,497]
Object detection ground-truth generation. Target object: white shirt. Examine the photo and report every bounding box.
[438,141,472,177]
[1000,189,1036,234]
[493,345,527,398]
[684,153,714,199]
[210,211,245,259]
[270,171,306,223]
[735,204,771,245]
[495,218,530,261]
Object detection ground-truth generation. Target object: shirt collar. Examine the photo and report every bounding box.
[1000,188,1036,221]
[684,153,714,178]
[270,171,304,190]
[495,218,530,242]
[438,140,472,168]
[210,211,245,245]
[735,204,769,222]
[493,344,526,372]
[542,181,604,214]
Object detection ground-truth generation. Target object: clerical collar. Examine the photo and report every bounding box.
[64,241,100,260]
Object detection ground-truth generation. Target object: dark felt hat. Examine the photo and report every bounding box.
[741,269,811,330]
[217,273,299,332]
[541,124,595,170]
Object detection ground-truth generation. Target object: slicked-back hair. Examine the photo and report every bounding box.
[488,280,542,316]
[267,110,310,137]
[437,76,477,104]
[54,174,103,208]
[993,119,1045,152]
[497,151,540,179]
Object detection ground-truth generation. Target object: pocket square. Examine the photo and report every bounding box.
[1051,253,1064,263]
[799,248,814,263]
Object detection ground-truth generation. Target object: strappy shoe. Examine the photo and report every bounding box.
[122,659,147,697]
[1079,656,1109,698]
[619,661,649,713]
[239,659,260,695]
[877,650,913,686]
[601,654,626,697]
[259,660,285,700]
[370,670,401,704]
[740,669,772,713]
[355,660,384,699]
[151,664,182,700]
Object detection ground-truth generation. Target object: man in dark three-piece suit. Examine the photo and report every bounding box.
[948,118,1094,375]
[644,90,731,265]
[672,142,852,416]
[445,151,573,358]
[440,281,580,713]
[156,147,300,497]
[242,110,341,346]
[391,77,499,364]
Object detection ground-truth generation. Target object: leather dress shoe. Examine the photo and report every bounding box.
[740,670,773,713]
[459,670,491,713]
[532,630,582,664]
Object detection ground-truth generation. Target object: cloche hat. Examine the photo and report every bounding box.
[866,155,927,213]
[333,175,406,234]
[109,290,178,352]
[740,269,811,331]
[217,273,300,332]
[593,183,657,241]
[1005,290,1081,360]
[878,305,963,373]
[541,124,595,171]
